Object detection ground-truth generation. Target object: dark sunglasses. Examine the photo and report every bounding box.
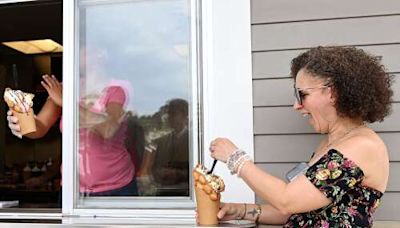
[293,84,331,105]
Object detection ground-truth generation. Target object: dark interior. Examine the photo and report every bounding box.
[0,0,62,209]
[0,0,62,44]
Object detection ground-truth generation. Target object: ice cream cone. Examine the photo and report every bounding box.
[4,88,36,135]
[195,184,220,226]
[12,109,36,135]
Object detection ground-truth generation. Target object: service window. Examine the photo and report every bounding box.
[66,0,200,210]
[0,0,62,210]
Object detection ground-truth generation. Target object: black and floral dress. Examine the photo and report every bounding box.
[284,149,383,228]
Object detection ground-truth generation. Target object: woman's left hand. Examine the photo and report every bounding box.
[195,202,243,224]
[209,138,238,163]
[41,74,62,107]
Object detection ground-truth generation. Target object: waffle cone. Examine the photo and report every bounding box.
[12,109,36,135]
[195,185,220,226]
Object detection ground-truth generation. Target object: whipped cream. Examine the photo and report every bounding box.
[4,88,34,113]
[194,164,225,193]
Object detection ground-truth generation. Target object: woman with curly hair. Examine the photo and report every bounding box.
[207,46,393,227]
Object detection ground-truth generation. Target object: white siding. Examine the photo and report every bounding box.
[251,0,400,221]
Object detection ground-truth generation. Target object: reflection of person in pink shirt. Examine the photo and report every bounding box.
[79,85,137,196]
[7,76,138,197]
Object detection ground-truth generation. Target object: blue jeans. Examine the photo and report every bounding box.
[83,178,139,196]
[58,178,139,206]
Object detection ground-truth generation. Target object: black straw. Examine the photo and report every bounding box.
[207,159,218,174]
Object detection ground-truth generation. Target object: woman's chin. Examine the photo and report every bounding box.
[308,118,316,129]
[313,127,321,133]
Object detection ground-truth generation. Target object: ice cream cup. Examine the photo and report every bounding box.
[12,109,36,135]
[193,164,225,226]
[195,184,220,226]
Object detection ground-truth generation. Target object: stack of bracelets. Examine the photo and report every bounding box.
[226,149,252,176]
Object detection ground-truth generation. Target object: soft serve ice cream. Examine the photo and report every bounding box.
[193,164,225,200]
[193,164,225,225]
[4,88,34,113]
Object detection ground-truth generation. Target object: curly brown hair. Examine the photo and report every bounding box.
[290,46,393,123]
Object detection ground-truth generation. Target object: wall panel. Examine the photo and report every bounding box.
[252,16,400,51]
[253,45,400,79]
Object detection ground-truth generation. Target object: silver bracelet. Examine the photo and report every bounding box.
[227,149,252,175]
[227,149,245,173]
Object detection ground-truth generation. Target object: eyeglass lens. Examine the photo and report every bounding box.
[294,86,303,105]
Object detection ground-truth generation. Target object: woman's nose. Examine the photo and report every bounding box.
[293,100,303,110]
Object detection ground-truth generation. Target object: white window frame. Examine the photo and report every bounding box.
[66,0,254,222]
[68,0,200,211]
[200,0,254,204]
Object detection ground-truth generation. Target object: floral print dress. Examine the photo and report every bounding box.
[284,149,383,228]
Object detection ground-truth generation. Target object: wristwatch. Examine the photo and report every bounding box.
[254,204,262,224]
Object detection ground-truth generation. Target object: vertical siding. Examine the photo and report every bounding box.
[251,0,400,221]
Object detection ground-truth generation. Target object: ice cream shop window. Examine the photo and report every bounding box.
[0,0,199,213]
[65,0,200,210]
[1,0,253,222]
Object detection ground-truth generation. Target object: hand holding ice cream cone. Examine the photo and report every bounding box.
[6,110,22,138]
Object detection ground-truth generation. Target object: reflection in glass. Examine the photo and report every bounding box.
[78,0,191,199]
[139,99,189,196]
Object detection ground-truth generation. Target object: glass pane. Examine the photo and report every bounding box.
[77,0,193,202]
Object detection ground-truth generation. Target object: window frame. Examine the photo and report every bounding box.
[63,0,202,217]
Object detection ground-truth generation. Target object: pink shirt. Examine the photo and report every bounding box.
[60,85,135,193]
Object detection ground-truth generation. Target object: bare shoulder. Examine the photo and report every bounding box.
[336,128,387,162]
[335,128,389,191]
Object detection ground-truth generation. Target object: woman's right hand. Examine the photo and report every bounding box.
[217,202,244,221]
[6,110,22,138]
[210,138,239,163]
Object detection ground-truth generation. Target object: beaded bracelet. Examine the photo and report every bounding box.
[233,154,248,172]
[227,149,246,174]
[237,156,251,176]
[227,149,252,175]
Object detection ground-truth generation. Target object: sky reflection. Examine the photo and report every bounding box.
[80,0,191,116]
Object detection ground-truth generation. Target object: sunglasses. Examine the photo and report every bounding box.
[293,84,331,105]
